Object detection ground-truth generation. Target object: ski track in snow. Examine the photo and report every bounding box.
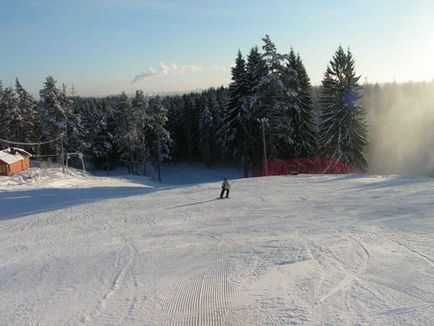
[1,170,434,325]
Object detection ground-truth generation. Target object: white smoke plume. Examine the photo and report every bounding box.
[132,63,202,83]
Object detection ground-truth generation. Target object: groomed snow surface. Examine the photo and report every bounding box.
[1,165,434,325]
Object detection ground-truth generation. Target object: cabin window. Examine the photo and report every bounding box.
[0,164,6,174]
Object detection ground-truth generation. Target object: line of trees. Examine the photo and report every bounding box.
[0,35,369,177]
[0,79,172,178]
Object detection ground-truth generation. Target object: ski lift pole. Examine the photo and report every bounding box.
[258,118,269,176]
[157,132,161,182]
[79,153,86,172]
[61,133,65,173]
[65,153,69,172]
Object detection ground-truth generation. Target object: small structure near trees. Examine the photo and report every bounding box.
[0,147,32,176]
[65,152,86,173]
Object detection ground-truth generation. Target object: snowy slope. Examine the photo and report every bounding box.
[1,167,434,325]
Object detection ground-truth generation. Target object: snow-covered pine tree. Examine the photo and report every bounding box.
[182,94,199,162]
[287,50,316,158]
[15,79,38,143]
[114,92,138,174]
[59,84,86,155]
[209,87,227,161]
[222,50,252,176]
[0,81,4,140]
[86,98,116,169]
[204,90,220,162]
[245,46,267,166]
[318,46,368,170]
[251,35,298,159]
[166,94,193,162]
[148,96,172,181]
[165,95,184,163]
[199,102,214,167]
[0,87,22,142]
[39,76,68,154]
[73,99,96,162]
[246,46,267,94]
[132,90,150,175]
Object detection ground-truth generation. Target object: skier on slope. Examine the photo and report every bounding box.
[220,178,230,199]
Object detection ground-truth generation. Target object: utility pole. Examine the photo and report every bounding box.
[142,134,147,176]
[79,153,86,172]
[60,133,65,173]
[157,131,161,182]
[258,118,269,176]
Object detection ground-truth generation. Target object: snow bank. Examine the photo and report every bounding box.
[0,167,89,188]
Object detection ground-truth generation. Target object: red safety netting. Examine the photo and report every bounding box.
[250,157,360,176]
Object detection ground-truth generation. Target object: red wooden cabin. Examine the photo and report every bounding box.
[0,147,32,176]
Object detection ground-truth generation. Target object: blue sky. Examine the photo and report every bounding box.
[1,0,433,96]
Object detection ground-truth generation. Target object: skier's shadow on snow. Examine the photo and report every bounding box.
[167,198,219,209]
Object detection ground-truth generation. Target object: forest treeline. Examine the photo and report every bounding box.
[1,35,432,177]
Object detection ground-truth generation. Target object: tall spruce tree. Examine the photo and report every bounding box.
[245,46,267,166]
[246,46,266,94]
[0,82,4,140]
[0,87,22,142]
[287,50,316,158]
[318,46,368,170]
[114,92,138,173]
[96,99,116,169]
[199,103,214,167]
[182,94,199,162]
[204,90,220,162]
[39,76,68,153]
[165,95,185,162]
[148,96,172,181]
[59,84,85,154]
[222,50,252,176]
[251,35,298,159]
[76,98,107,166]
[15,79,38,143]
[212,87,228,161]
[132,90,150,175]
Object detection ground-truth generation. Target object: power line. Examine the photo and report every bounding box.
[31,154,60,158]
[0,135,63,146]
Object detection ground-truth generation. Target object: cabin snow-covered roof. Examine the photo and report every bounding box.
[0,148,32,165]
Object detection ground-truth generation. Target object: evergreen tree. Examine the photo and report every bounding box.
[165,95,185,162]
[245,46,267,166]
[251,35,298,159]
[39,76,68,153]
[59,84,86,154]
[0,81,4,140]
[0,87,22,142]
[15,79,38,143]
[95,99,116,170]
[287,50,316,158]
[114,92,138,173]
[182,94,199,162]
[222,50,251,176]
[148,96,172,181]
[132,90,150,175]
[199,103,214,167]
[246,46,267,94]
[318,46,368,170]
[208,89,224,160]
[75,99,100,163]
